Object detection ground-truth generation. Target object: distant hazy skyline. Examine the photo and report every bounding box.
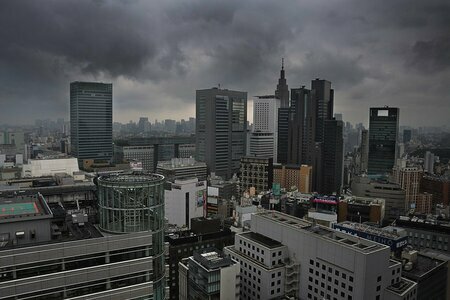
[1,0,449,127]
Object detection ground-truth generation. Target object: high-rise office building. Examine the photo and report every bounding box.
[424,151,435,174]
[322,119,344,195]
[360,129,369,174]
[250,96,280,161]
[288,86,316,165]
[276,60,290,164]
[367,107,399,175]
[277,108,290,164]
[311,78,334,144]
[70,82,113,165]
[195,88,247,179]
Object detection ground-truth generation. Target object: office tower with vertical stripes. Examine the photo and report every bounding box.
[70,82,113,165]
[195,88,247,179]
[368,107,399,175]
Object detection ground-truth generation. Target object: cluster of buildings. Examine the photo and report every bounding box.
[1,62,450,299]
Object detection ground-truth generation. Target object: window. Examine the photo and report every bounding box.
[335,270,340,276]
[377,276,381,282]
[349,276,353,282]
[310,259,314,265]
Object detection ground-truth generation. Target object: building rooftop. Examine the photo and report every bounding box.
[157,158,206,170]
[0,193,52,223]
[342,196,385,205]
[401,253,447,279]
[192,248,234,270]
[257,211,387,254]
[241,231,283,249]
[337,222,406,240]
[386,277,416,296]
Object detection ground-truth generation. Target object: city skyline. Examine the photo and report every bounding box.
[1,0,449,127]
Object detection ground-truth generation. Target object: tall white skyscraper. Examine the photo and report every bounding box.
[250,96,280,162]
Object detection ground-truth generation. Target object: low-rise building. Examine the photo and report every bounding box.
[239,156,273,194]
[157,158,207,182]
[179,248,240,300]
[273,164,312,193]
[338,196,385,225]
[225,211,417,300]
[164,178,206,228]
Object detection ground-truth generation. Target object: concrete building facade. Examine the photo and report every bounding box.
[164,178,206,228]
[225,211,417,300]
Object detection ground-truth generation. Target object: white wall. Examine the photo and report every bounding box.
[165,178,206,228]
[22,158,79,177]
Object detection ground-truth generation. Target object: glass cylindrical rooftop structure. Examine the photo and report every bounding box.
[97,173,165,299]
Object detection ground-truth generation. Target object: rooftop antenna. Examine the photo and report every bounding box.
[218,83,221,89]
[281,57,284,70]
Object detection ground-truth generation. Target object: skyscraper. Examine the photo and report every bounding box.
[249,96,280,160]
[322,119,344,195]
[311,78,334,144]
[360,129,369,174]
[195,88,247,179]
[424,151,435,174]
[288,86,316,165]
[367,107,399,175]
[70,82,113,165]
[275,60,290,164]
[275,58,289,108]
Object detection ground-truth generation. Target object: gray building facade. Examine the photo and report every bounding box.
[195,88,247,179]
[70,82,113,164]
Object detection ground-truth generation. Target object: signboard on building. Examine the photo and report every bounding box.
[333,224,408,251]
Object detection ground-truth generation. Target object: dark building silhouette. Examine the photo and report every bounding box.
[403,129,412,143]
[275,60,290,164]
[195,88,247,179]
[288,86,316,166]
[277,108,290,164]
[311,79,334,144]
[285,79,340,194]
[368,107,399,175]
[70,82,113,165]
[275,58,289,108]
[322,119,344,195]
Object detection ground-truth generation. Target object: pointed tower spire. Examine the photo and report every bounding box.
[275,57,289,107]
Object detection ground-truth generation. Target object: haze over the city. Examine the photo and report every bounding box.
[0,0,449,126]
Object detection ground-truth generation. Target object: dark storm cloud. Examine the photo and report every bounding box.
[408,37,450,73]
[0,0,449,126]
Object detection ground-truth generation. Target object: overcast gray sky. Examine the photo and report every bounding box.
[0,0,449,127]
